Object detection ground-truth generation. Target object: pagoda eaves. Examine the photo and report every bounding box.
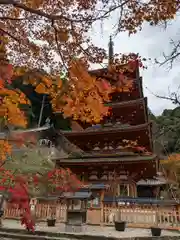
[61,121,153,153]
[56,154,158,181]
[105,97,148,126]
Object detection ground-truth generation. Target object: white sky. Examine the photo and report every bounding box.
[89,15,180,116]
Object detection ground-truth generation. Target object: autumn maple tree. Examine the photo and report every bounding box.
[0,0,178,71]
[0,167,81,231]
[161,154,180,184]
[0,0,175,232]
[161,153,180,199]
[0,12,110,231]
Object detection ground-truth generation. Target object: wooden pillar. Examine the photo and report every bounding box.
[128,182,136,197]
[66,200,69,222]
[127,184,130,196]
[129,184,132,197]
[133,183,137,197]
[100,190,105,226]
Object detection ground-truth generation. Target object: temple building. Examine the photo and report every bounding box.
[55,38,166,202]
[3,38,168,204]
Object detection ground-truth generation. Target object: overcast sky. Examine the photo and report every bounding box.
[90,15,180,116]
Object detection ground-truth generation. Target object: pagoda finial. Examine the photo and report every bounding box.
[108,35,114,65]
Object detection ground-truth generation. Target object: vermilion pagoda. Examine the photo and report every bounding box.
[55,38,162,199]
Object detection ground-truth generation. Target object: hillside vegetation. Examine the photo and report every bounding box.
[149,107,180,154]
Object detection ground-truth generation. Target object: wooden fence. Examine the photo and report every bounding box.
[3,203,180,229]
[103,204,180,228]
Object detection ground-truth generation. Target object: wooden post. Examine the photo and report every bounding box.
[100,190,105,226]
[130,183,134,197]
[66,200,69,222]
[30,198,37,224]
[133,183,137,197]
[127,184,130,196]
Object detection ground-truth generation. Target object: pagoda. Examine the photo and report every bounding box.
[55,38,160,199]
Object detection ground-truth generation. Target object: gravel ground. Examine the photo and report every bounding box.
[0,220,180,238]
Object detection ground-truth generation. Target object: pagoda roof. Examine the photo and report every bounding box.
[88,66,138,80]
[106,97,148,126]
[55,154,158,179]
[61,122,152,136]
[106,97,146,108]
[77,97,147,129]
[54,153,157,164]
[53,151,149,160]
[60,122,153,153]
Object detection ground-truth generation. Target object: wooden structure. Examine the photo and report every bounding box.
[4,199,180,230]
[55,40,161,200]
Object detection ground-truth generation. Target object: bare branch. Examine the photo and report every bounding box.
[95,0,130,21]
[51,20,68,71]
[156,39,180,69]
[146,86,180,105]
[155,93,180,105]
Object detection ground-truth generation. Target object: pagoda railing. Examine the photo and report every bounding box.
[3,202,180,230]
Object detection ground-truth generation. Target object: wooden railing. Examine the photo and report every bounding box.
[4,203,67,222]
[103,204,180,229]
[4,204,21,219]
[3,203,180,229]
[35,204,67,221]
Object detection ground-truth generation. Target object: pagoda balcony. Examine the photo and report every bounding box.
[55,154,158,181]
[61,122,153,154]
[104,97,148,126]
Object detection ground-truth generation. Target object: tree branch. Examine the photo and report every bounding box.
[0,28,20,42]
[0,0,72,21]
[155,93,180,105]
[51,21,68,71]
[0,16,26,20]
[146,86,180,105]
[155,39,180,69]
[96,0,130,21]
[0,0,131,23]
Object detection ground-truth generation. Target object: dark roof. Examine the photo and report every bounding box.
[55,153,157,163]
[88,66,137,78]
[36,191,94,201]
[83,183,109,190]
[61,122,151,136]
[53,151,142,160]
[60,191,94,200]
[105,97,146,108]
[103,197,179,205]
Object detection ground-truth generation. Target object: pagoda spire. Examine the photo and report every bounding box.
[108,36,114,65]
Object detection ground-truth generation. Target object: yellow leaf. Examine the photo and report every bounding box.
[35,83,48,94]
